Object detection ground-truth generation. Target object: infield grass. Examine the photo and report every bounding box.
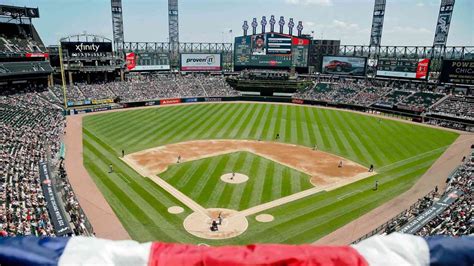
[160,151,312,210]
[82,103,458,244]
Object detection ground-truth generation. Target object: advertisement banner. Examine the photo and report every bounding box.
[433,0,455,46]
[376,58,430,79]
[26,52,49,58]
[126,52,170,71]
[204,97,222,102]
[292,99,304,104]
[160,98,181,105]
[184,98,198,103]
[39,162,72,236]
[399,189,462,234]
[180,53,222,71]
[439,60,474,85]
[61,42,113,57]
[322,56,367,75]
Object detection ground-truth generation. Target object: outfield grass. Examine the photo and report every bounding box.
[160,151,312,210]
[82,103,458,244]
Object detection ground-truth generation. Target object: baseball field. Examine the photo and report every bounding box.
[81,102,458,245]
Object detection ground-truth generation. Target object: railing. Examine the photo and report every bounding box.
[351,189,437,244]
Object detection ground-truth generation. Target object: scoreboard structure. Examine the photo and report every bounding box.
[234,33,310,72]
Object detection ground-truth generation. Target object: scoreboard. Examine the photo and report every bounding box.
[376,58,430,80]
[126,52,170,71]
[234,33,309,69]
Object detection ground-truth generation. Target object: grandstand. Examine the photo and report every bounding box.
[0,5,52,86]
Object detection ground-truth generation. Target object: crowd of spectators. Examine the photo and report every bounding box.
[376,192,438,235]
[293,79,393,106]
[56,161,92,236]
[415,152,473,237]
[353,147,473,243]
[396,92,445,112]
[428,95,474,121]
[295,77,474,119]
[50,74,240,103]
[0,84,91,237]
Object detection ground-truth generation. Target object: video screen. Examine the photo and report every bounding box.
[322,56,367,76]
[376,58,430,80]
[234,33,309,68]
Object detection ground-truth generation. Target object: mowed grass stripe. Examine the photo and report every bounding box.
[177,104,232,141]
[154,104,223,144]
[217,104,254,139]
[107,106,183,143]
[229,104,258,139]
[320,109,348,157]
[312,108,332,150]
[242,104,266,139]
[329,110,360,161]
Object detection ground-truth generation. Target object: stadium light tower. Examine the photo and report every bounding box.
[168,0,179,65]
[110,0,125,52]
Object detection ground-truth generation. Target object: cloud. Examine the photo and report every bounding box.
[285,0,332,6]
[332,19,359,30]
[387,26,431,34]
[416,3,425,7]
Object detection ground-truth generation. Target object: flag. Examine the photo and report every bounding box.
[0,233,472,266]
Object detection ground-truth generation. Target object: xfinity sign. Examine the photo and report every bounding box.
[61,41,113,57]
[181,53,222,71]
[74,43,101,53]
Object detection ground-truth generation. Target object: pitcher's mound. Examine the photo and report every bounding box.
[256,214,274,222]
[183,208,248,239]
[168,206,184,214]
[220,173,249,184]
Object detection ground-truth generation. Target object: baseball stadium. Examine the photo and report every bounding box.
[0,0,473,265]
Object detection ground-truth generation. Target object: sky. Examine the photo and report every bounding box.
[4,0,474,46]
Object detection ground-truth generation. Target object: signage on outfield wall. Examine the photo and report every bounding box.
[292,99,304,104]
[184,98,198,103]
[439,60,474,85]
[180,53,222,71]
[204,97,222,102]
[38,162,72,236]
[160,98,181,105]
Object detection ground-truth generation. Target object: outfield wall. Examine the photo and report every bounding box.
[66,96,473,132]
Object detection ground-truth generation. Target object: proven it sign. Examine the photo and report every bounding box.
[180,53,222,71]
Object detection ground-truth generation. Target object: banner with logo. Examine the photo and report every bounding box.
[61,42,113,57]
[180,53,222,71]
[126,52,170,71]
[39,162,72,236]
[369,0,386,46]
[183,98,198,103]
[204,97,222,102]
[399,189,463,234]
[433,0,455,46]
[377,58,430,80]
[439,60,474,85]
[322,56,367,76]
[160,98,181,105]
